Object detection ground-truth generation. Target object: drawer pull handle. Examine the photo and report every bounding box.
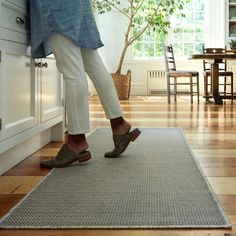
[35,62,48,68]
[42,62,48,68]
[15,17,25,25]
[35,62,42,68]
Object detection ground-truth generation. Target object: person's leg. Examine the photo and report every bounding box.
[81,48,141,157]
[80,48,131,135]
[40,34,92,168]
[48,34,91,154]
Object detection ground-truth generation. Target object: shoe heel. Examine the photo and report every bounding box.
[77,154,91,163]
[130,129,141,142]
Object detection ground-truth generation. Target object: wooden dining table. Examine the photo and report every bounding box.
[192,52,236,104]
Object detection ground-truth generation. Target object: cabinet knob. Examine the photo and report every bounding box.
[15,17,25,25]
[35,62,48,68]
[35,62,42,68]
[25,62,31,67]
[42,62,48,68]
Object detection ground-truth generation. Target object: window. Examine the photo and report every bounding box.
[132,0,205,59]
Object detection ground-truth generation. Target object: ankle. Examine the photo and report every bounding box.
[110,117,131,135]
[67,133,86,142]
[66,134,88,153]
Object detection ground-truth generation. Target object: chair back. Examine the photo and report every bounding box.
[163,44,176,72]
[202,46,227,72]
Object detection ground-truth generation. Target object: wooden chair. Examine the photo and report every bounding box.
[202,46,234,101]
[163,44,199,104]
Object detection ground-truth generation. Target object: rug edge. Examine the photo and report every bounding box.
[0,169,55,224]
[179,128,232,227]
[0,224,232,229]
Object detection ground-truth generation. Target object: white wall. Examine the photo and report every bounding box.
[94,0,227,96]
[95,11,126,73]
[205,0,226,47]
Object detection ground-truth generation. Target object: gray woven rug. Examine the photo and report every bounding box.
[0,128,231,229]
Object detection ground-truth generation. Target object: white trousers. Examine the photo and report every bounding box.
[48,34,122,134]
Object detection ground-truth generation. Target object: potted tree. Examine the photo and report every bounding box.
[228,39,236,53]
[93,0,189,99]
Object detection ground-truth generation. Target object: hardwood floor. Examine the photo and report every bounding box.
[0,96,236,236]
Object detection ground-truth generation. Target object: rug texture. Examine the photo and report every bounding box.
[0,128,231,229]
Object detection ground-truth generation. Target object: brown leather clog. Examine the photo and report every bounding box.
[40,144,91,168]
[104,128,141,158]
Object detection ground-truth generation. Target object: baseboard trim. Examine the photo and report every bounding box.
[0,129,51,175]
[0,116,65,175]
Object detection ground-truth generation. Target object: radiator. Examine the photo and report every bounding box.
[147,70,167,95]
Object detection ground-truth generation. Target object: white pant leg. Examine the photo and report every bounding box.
[48,34,90,134]
[48,34,123,134]
[81,48,123,119]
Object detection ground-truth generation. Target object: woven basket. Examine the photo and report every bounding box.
[111,70,131,100]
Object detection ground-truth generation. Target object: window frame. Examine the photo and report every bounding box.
[131,0,206,61]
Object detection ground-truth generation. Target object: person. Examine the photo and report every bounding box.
[29,0,141,168]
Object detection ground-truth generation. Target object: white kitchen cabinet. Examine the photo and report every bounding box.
[0,44,63,143]
[0,0,64,175]
[0,41,36,141]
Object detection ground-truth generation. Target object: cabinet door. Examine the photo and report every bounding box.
[0,47,37,141]
[40,57,63,123]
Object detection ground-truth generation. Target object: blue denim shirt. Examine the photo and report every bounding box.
[30,0,103,58]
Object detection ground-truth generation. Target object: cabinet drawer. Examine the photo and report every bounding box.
[0,0,29,34]
[5,0,27,10]
[0,27,29,45]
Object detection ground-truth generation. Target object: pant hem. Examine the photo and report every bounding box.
[68,129,90,135]
[106,113,123,120]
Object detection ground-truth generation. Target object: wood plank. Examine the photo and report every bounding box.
[0,176,44,194]
[43,141,64,148]
[207,177,236,195]
[189,141,236,149]
[33,148,60,157]
[0,229,235,236]
[228,215,236,225]
[0,194,25,218]
[193,149,236,158]
[217,195,236,215]
[197,157,236,167]
[3,155,50,176]
[202,167,236,177]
